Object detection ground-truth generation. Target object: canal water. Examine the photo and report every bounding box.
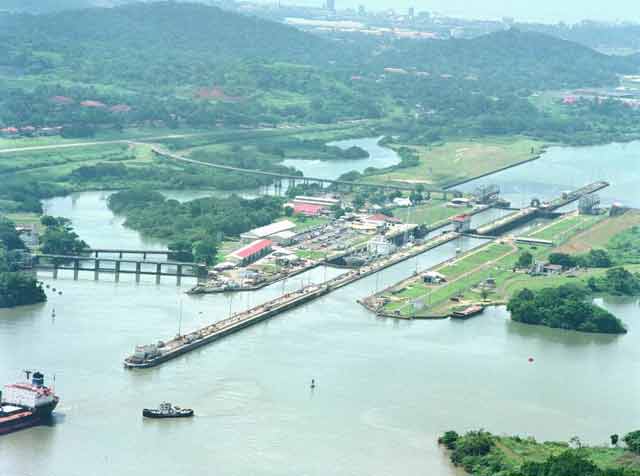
[457,141,640,209]
[2,140,640,476]
[281,137,400,180]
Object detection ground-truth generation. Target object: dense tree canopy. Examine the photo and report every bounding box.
[0,216,46,308]
[507,284,627,334]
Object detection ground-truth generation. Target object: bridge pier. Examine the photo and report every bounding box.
[136,262,141,283]
[94,259,100,280]
[115,261,120,283]
[73,259,80,281]
[52,263,58,280]
[176,265,182,285]
[156,263,162,284]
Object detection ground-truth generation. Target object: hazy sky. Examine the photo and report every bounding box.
[284,0,640,23]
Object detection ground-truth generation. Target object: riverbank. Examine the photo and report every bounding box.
[439,430,640,476]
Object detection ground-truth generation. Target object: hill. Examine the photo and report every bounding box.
[0,3,639,140]
[368,29,639,91]
[0,2,333,83]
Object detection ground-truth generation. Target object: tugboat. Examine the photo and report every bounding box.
[0,370,59,435]
[142,402,194,419]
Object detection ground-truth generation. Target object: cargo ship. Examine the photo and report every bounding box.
[0,371,59,435]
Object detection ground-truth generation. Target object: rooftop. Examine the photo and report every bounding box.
[244,220,296,238]
[230,239,273,259]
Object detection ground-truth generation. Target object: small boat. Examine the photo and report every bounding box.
[142,402,194,419]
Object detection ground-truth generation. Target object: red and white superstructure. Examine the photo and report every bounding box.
[0,371,59,435]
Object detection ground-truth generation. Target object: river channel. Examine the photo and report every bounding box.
[1,139,639,476]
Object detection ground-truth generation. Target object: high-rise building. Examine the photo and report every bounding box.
[326,0,335,11]
[408,7,415,18]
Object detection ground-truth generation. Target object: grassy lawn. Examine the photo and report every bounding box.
[382,241,519,316]
[528,214,604,243]
[496,436,640,472]
[0,144,134,177]
[392,201,460,226]
[557,210,640,254]
[295,250,326,260]
[368,136,545,187]
[286,215,329,232]
[377,211,640,317]
[438,243,515,278]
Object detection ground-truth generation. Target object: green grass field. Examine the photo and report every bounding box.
[495,436,640,472]
[392,201,460,226]
[528,214,603,242]
[369,136,545,187]
[378,210,640,317]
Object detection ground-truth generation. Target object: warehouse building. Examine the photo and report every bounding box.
[227,239,273,266]
[240,220,296,243]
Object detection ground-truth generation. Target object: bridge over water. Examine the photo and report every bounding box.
[34,254,207,284]
[149,146,456,200]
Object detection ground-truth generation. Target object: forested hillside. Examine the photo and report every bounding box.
[1,2,639,139]
[366,29,638,91]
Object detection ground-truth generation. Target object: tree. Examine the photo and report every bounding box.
[610,434,619,447]
[438,431,459,449]
[168,240,194,262]
[548,252,577,268]
[624,430,640,454]
[517,251,533,268]
[284,206,294,217]
[193,238,218,266]
[352,195,366,209]
[586,249,612,268]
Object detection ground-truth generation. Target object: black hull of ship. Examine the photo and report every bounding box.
[142,409,194,419]
[0,398,59,436]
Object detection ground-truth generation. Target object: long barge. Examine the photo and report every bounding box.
[124,284,331,368]
[124,231,459,369]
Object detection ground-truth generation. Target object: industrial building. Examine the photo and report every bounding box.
[270,230,298,246]
[291,203,326,216]
[364,214,403,228]
[227,239,273,266]
[367,235,397,256]
[240,220,296,243]
[292,195,341,208]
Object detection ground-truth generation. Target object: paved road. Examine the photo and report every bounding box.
[0,133,205,154]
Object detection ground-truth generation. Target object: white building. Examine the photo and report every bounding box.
[393,197,412,207]
[240,220,296,243]
[367,235,396,256]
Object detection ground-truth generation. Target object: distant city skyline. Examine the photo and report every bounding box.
[272,0,640,24]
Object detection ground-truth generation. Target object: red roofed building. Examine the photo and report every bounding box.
[227,239,273,266]
[80,100,107,108]
[451,214,471,232]
[1,127,19,136]
[293,203,325,216]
